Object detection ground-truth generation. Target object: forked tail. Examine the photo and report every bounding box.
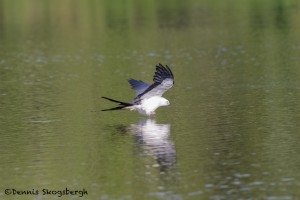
[101,96,133,111]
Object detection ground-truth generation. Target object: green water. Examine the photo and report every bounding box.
[1,1,300,199]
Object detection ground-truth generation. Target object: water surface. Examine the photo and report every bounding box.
[1,1,300,199]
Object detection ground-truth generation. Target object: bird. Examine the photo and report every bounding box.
[101,63,174,116]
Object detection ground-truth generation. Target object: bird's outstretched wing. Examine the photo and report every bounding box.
[134,64,174,102]
[128,79,150,97]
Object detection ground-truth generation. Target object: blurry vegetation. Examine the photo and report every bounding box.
[0,0,299,42]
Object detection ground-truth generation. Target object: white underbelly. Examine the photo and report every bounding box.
[139,97,164,115]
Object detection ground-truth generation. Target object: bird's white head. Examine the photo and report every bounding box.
[160,98,170,106]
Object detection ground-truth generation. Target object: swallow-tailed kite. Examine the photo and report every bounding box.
[101,63,174,116]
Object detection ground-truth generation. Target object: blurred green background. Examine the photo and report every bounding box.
[1,0,300,199]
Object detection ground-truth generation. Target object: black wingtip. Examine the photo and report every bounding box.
[153,63,174,83]
[165,65,174,78]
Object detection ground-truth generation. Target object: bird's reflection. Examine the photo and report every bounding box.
[129,119,176,171]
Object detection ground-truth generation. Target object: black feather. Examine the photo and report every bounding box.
[101,106,127,111]
[153,64,174,83]
[101,96,133,111]
[102,96,132,106]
